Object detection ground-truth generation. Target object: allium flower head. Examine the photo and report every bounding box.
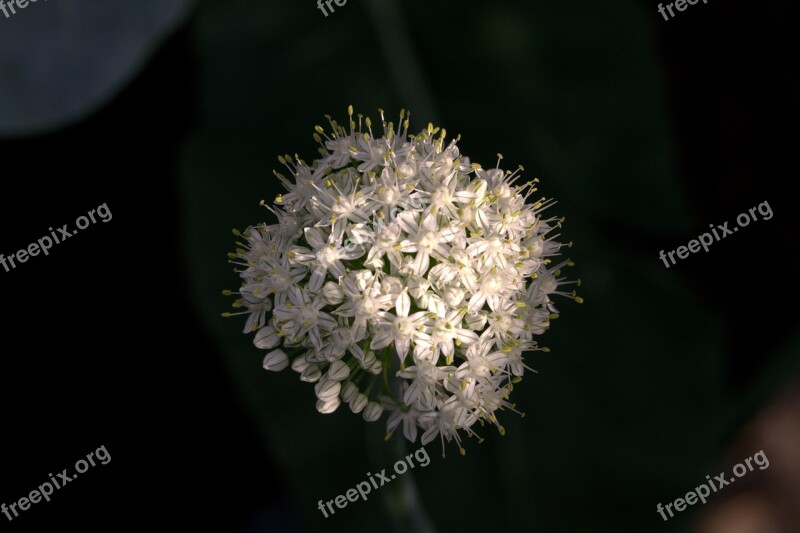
[225,107,582,456]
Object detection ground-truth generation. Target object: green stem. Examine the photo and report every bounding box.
[384,436,438,533]
[366,405,438,533]
[364,373,379,397]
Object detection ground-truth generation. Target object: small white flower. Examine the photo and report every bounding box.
[334,272,394,340]
[289,227,364,291]
[424,307,479,363]
[272,286,336,350]
[419,395,478,454]
[383,388,422,442]
[370,290,431,360]
[397,212,458,276]
[397,355,456,411]
[323,133,354,169]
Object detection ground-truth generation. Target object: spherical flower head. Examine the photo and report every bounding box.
[224,107,582,456]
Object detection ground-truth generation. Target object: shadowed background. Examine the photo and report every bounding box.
[0,1,797,532]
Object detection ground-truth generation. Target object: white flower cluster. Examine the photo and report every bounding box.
[225,108,581,454]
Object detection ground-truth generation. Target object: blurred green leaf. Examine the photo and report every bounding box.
[432,1,694,235]
[0,0,195,136]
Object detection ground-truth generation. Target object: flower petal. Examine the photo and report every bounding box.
[396,290,411,318]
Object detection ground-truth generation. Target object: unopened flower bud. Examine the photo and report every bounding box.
[262,349,289,372]
[317,397,341,414]
[328,360,350,381]
[300,365,322,383]
[350,393,368,414]
[362,401,384,422]
[322,281,344,305]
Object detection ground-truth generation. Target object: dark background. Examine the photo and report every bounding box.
[0,1,797,532]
